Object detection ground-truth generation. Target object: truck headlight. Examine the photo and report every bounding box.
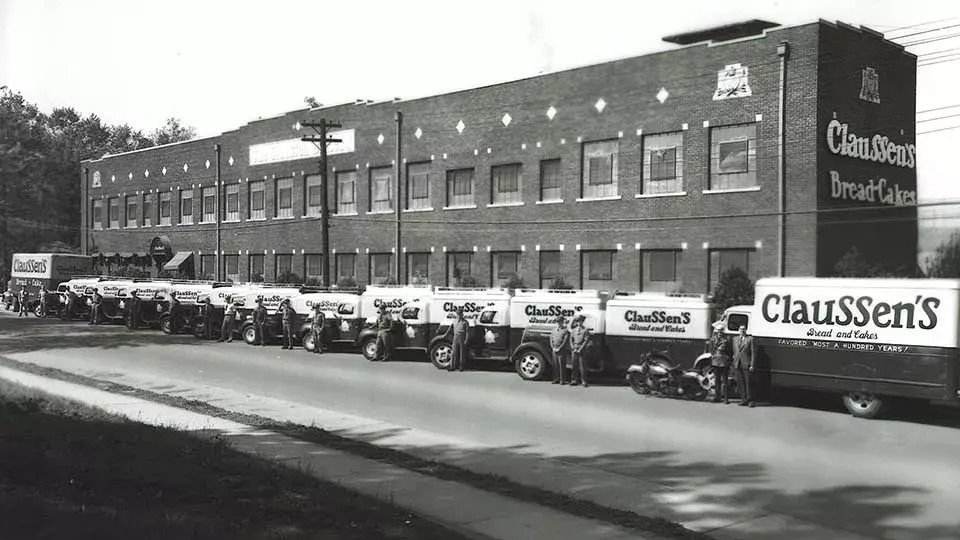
[156,304,163,313]
[119,301,126,310]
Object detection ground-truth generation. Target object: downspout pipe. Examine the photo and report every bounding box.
[215,144,222,281]
[777,41,790,277]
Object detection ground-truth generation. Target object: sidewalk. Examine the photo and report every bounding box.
[0,366,657,540]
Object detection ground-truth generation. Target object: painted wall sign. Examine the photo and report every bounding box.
[829,171,916,207]
[749,282,959,348]
[248,129,355,166]
[92,171,102,188]
[859,67,880,104]
[713,63,752,100]
[825,119,916,169]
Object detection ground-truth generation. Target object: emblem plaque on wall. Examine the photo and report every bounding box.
[91,170,101,188]
[713,63,752,100]
[860,67,880,104]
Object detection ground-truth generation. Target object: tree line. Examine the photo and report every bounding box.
[0,88,196,282]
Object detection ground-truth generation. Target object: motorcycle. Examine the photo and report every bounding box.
[626,351,711,401]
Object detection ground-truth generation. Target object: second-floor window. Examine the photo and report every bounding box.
[159,192,171,225]
[108,197,120,229]
[406,163,431,210]
[539,159,561,202]
[276,178,293,218]
[202,187,216,222]
[92,199,103,230]
[369,167,393,213]
[336,171,356,215]
[582,140,618,199]
[125,196,137,228]
[305,175,322,216]
[249,180,265,220]
[491,163,521,205]
[643,132,684,195]
[142,193,154,227]
[225,184,239,221]
[180,189,193,225]
[446,168,474,208]
[710,123,758,191]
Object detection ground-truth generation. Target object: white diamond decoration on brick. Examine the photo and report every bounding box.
[377,133,385,145]
[656,87,669,104]
[415,127,423,140]
[456,120,465,134]
[183,163,189,172]
[546,106,557,120]
[501,113,512,127]
[111,175,116,182]
[144,169,150,178]
[595,98,607,113]
[128,172,133,180]
[228,156,234,166]
[162,166,167,175]
[205,159,211,169]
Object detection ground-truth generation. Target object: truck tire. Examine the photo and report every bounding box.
[515,349,547,381]
[429,341,452,370]
[360,336,378,361]
[842,392,883,419]
[626,371,651,395]
[301,331,316,352]
[160,316,174,335]
[242,325,258,346]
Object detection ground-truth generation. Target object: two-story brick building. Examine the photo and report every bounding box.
[79,19,918,293]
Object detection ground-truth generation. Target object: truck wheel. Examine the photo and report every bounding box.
[34,304,44,318]
[242,325,258,346]
[302,332,316,352]
[429,342,452,370]
[360,336,378,361]
[160,317,173,335]
[515,349,547,381]
[626,371,651,395]
[842,392,883,419]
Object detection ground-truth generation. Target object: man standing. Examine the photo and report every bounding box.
[18,288,29,318]
[38,287,49,318]
[218,297,237,343]
[708,323,733,404]
[280,299,296,351]
[253,296,268,346]
[88,288,103,325]
[310,305,326,354]
[550,315,570,385]
[375,305,394,362]
[168,291,182,334]
[569,315,591,387]
[200,297,214,340]
[127,290,141,330]
[445,309,469,372]
[733,325,758,407]
[64,290,77,321]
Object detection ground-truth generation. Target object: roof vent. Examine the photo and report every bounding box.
[662,19,780,45]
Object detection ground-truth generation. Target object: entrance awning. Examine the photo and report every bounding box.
[163,251,194,271]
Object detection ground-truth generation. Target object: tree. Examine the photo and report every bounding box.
[276,270,302,284]
[711,267,755,314]
[337,276,359,289]
[304,96,320,108]
[457,275,481,288]
[377,275,399,285]
[925,232,960,278]
[548,275,574,290]
[502,275,526,289]
[832,246,926,278]
[151,117,196,146]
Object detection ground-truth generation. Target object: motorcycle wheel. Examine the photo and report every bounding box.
[626,371,651,395]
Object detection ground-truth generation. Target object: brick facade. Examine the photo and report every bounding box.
[80,20,918,293]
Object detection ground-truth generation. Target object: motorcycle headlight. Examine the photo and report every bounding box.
[119,301,126,310]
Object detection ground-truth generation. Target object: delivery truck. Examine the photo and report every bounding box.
[9,253,93,316]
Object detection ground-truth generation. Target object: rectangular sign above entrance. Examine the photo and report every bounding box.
[249,129,356,166]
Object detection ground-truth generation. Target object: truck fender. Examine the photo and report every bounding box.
[356,326,378,346]
[512,341,551,364]
[694,353,712,372]
[626,364,646,373]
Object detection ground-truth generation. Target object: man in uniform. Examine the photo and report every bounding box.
[88,288,103,325]
[375,305,394,362]
[64,290,77,321]
[445,309,469,372]
[550,315,570,385]
[200,296,214,340]
[38,287,50,318]
[569,315,591,387]
[18,288,29,318]
[253,296,268,346]
[310,304,326,354]
[733,325,757,407]
[218,296,237,343]
[168,291,182,334]
[127,290,141,330]
[280,298,296,350]
[708,323,733,404]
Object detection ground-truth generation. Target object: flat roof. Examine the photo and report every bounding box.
[662,19,781,45]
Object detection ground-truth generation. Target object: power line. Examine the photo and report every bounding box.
[887,23,960,41]
[918,103,960,114]
[883,17,960,35]
[917,124,960,135]
[917,112,960,123]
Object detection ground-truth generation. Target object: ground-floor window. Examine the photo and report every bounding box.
[275,254,293,281]
[248,254,264,282]
[407,253,430,284]
[369,253,393,284]
[491,251,520,287]
[447,252,473,286]
[304,254,323,284]
[641,250,683,293]
[199,254,215,280]
[708,248,755,293]
[580,250,616,291]
[539,251,561,289]
[336,253,356,281]
[224,255,239,283]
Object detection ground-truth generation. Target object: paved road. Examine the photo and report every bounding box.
[2,312,959,540]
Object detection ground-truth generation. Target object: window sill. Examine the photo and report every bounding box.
[92,228,104,232]
[156,223,172,228]
[126,224,138,229]
[535,199,564,205]
[335,212,359,217]
[199,220,217,224]
[486,201,525,208]
[367,210,395,215]
[703,186,761,195]
[303,212,321,218]
[442,204,478,211]
[247,217,267,222]
[180,221,194,226]
[635,191,687,199]
[222,219,241,224]
[272,216,296,220]
[403,207,435,213]
[575,195,622,203]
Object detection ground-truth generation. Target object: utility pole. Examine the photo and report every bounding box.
[298,119,342,287]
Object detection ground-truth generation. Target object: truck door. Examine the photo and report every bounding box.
[475,309,510,357]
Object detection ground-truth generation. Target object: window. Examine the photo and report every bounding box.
[727,313,749,332]
[224,255,239,283]
[225,184,239,221]
[276,178,293,218]
[709,249,755,292]
[407,163,431,210]
[492,252,520,286]
[180,189,193,225]
[248,254,264,282]
[126,196,137,228]
[369,253,393,283]
[446,252,473,286]
[336,253,356,280]
[275,254,293,278]
[642,250,683,293]
[581,250,616,290]
[202,187,216,222]
[108,197,120,229]
[407,252,430,283]
[200,254,215,279]
[142,193,154,227]
[92,199,103,230]
[249,180,265,220]
[305,175,322,216]
[539,251,561,289]
[582,140,618,199]
[445,168,474,208]
[491,164,521,205]
[369,167,393,213]
[304,254,323,283]
[159,192,171,226]
[539,159,561,202]
[642,132,684,195]
[336,171,356,215]
[710,123,758,190]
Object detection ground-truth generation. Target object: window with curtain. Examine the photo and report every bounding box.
[445,168,474,208]
[539,251,560,289]
[407,252,430,283]
[369,167,393,213]
[446,252,473,286]
[159,192,171,225]
[275,254,293,278]
[276,178,293,218]
[125,195,137,228]
[369,253,393,283]
[492,251,520,286]
[202,187,216,222]
[581,250,616,290]
[539,159,561,202]
[491,164,521,205]
[92,199,103,230]
[305,175,322,216]
[406,162,431,210]
[225,184,239,221]
[336,171,356,215]
[108,197,119,228]
[248,254,264,282]
[179,189,193,225]
[224,255,239,282]
[142,193,154,227]
[304,254,323,283]
[336,253,356,279]
[249,181,265,220]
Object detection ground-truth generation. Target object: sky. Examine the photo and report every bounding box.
[2,0,959,250]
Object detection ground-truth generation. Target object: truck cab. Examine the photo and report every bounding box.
[86,278,136,323]
[292,291,362,351]
[195,284,252,340]
[236,285,304,345]
[152,281,211,333]
[356,285,433,359]
[56,276,106,319]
